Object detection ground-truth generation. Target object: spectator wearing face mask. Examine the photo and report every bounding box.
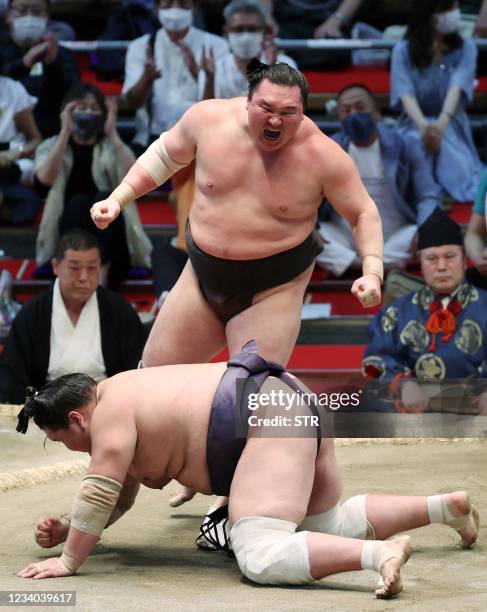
[34,83,152,289]
[391,0,484,202]
[201,0,296,100]
[0,0,75,41]
[0,0,79,138]
[121,0,228,299]
[316,84,442,277]
[149,0,289,307]
[122,0,228,151]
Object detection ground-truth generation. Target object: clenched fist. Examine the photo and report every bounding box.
[35,516,69,548]
[351,273,381,308]
[90,197,121,229]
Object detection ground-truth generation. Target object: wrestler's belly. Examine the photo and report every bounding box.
[189,199,318,260]
[132,468,212,494]
[176,463,213,495]
[128,446,212,494]
[140,475,172,489]
[122,363,226,495]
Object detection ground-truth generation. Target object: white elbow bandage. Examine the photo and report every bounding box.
[106,483,140,527]
[362,255,384,282]
[70,475,122,537]
[111,133,190,210]
[136,132,189,185]
[230,517,314,585]
[299,495,375,540]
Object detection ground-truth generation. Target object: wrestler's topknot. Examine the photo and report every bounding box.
[16,387,38,434]
[246,60,309,108]
[16,374,96,434]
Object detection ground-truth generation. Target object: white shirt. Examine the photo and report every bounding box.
[123,27,228,144]
[47,279,106,382]
[211,52,297,99]
[0,76,37,143]
[349,139,408,240]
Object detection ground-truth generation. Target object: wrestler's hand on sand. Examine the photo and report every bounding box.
[90,197,121,229]
[400,380,429,413]
[351,274,381,308]
[18,557,72,580]
[35,517,69,548]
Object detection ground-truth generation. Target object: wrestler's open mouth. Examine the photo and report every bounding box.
[264,129,281,141]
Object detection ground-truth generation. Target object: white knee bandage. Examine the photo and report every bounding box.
[70,475,122,537]
[299,495,375,540]
[230,517,314,585]
[136,132,189,185]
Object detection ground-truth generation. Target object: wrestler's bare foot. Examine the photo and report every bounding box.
[445,491,479,548]
[375,537,412,599]
[169,487,196,508]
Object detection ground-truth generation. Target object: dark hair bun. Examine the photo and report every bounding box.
[246,58,268,78]
[25,386,37,400]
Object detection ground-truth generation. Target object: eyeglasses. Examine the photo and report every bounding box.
[159,0,193,8]
[10,3,47,17]
[228,25,263,33]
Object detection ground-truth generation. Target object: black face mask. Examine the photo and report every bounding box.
[341,112,377,146]
[72,111,104,140]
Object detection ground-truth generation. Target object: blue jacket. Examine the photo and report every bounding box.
[363,283,487,380]
[320,123,442,226]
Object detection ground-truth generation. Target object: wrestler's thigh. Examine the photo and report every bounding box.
[143,261,226,366]
[306,438,343,515]
[264,374,342,515]
[229,435,317,526]
[226,263,314,365]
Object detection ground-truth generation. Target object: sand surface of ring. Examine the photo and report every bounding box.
[1,415,486,611]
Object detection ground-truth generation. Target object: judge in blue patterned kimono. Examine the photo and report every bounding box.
[363,208,487,412]
[391,0,484,201]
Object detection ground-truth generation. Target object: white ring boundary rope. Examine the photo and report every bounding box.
[0,404,475,492]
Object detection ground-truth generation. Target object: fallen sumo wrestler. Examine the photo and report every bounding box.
[16,342,479,599]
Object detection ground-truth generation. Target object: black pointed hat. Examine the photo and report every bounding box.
[417,207,463,251]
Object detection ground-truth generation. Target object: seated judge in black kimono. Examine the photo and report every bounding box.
[0,230,146,404]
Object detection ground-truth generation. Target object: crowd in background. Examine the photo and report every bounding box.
[2,0,487,410]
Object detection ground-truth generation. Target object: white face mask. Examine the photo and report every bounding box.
[158,7,192,31]
[12,14,47,45]
[228,31,263,60]
[435,7,461,34]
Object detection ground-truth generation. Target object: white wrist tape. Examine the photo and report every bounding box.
[106,483,140,527]
[363,254,384,282]
[70,475,122,537]
[136,132,189,185]
[110,182,136,211]
[59,552,82,573]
